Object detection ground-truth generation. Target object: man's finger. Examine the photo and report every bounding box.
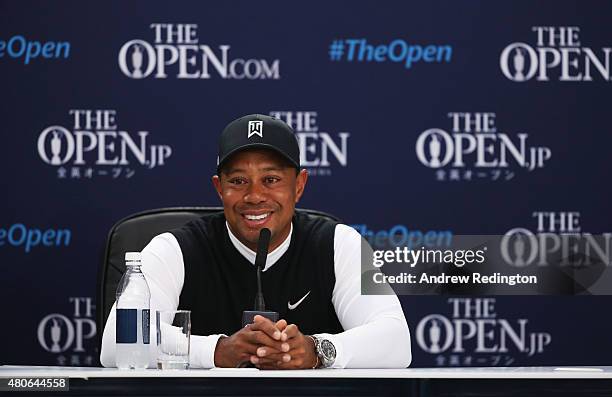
[256,339,290,353]
[251,353,291,365]
[281,323,300,339]
[254,348,291,361]
[276,319,288,331]
[283,338,306,352]
[246,329,283,349]
[276,319,289,340]
[251,315,282,340]
[253,344,284,357]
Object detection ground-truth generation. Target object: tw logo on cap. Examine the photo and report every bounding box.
[247,120,263,138]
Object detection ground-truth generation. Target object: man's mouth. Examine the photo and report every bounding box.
[244,213,269,220]
[241,212,272,227]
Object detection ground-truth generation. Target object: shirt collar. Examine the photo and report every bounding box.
[225,222,293,272]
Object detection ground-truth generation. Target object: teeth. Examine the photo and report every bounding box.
[245,213,269,221]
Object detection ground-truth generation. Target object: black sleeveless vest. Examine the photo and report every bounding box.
[171,211,344,336]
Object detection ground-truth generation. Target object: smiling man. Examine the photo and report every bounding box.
[100,114,411,369]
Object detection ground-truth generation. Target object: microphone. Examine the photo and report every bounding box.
[241,228,279,327]
[254,227,270,311]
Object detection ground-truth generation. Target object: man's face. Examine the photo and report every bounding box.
[212,149,308,252]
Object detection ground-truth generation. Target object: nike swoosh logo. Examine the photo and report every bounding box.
[287,291,311,310]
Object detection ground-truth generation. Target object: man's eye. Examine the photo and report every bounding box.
[264,177,280,184]
[229,178,246,185]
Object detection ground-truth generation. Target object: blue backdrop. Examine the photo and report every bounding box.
[1,0,611,368]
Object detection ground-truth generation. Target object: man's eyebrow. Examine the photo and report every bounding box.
[225,165,287,175]
[225,166,287,175]
[224,167,245,175]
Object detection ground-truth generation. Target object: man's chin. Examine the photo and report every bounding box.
[236,223,276,246]
[244,226,274,240]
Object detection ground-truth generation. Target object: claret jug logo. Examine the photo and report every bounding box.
[119,23,281,80]
[500,26,612,82]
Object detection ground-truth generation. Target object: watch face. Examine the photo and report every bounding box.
[320,339,336,361]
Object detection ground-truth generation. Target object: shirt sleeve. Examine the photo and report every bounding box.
[99,232,225,368]
[315,224,412,368]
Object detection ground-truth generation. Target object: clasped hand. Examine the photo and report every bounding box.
[214,315,317,369]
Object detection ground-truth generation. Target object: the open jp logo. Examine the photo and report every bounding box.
[415,112,552,182]
[416,298,551,367]
[38,297,97,366]
[119,23,280,80]
[37,109,172,180]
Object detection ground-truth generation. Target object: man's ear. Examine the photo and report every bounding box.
[212,175,223,201]
[294,169,308,203]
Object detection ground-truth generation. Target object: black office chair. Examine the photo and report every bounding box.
[96,206,340,358]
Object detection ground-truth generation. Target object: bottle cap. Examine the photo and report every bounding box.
[125,252,142,262]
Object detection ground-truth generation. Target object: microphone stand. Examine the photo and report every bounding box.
[238,228,279,368]
[241,228,279,326]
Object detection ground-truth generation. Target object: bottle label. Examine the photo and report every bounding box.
[142,309,150,344]
[116,308,150,344]
[116,309,137,343]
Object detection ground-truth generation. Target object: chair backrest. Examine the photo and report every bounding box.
[96,206,340,354]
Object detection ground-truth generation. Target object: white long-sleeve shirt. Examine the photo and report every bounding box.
[100,223,412,368]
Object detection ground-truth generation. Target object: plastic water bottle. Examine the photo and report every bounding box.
[116,252,150,369]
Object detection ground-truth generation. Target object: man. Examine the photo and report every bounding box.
[101,114,411,369]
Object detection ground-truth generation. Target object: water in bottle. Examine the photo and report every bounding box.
[116,252,150,369]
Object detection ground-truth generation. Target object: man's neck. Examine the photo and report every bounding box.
[225,222,293,270]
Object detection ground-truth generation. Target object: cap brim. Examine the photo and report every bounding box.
[216,143,300,174]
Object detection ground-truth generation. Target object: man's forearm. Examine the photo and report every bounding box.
[190,334,227,368]
[323,316,412,368]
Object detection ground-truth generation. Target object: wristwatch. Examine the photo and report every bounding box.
[311,335,336,368]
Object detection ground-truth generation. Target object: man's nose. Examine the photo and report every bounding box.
[244,181,266,204]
